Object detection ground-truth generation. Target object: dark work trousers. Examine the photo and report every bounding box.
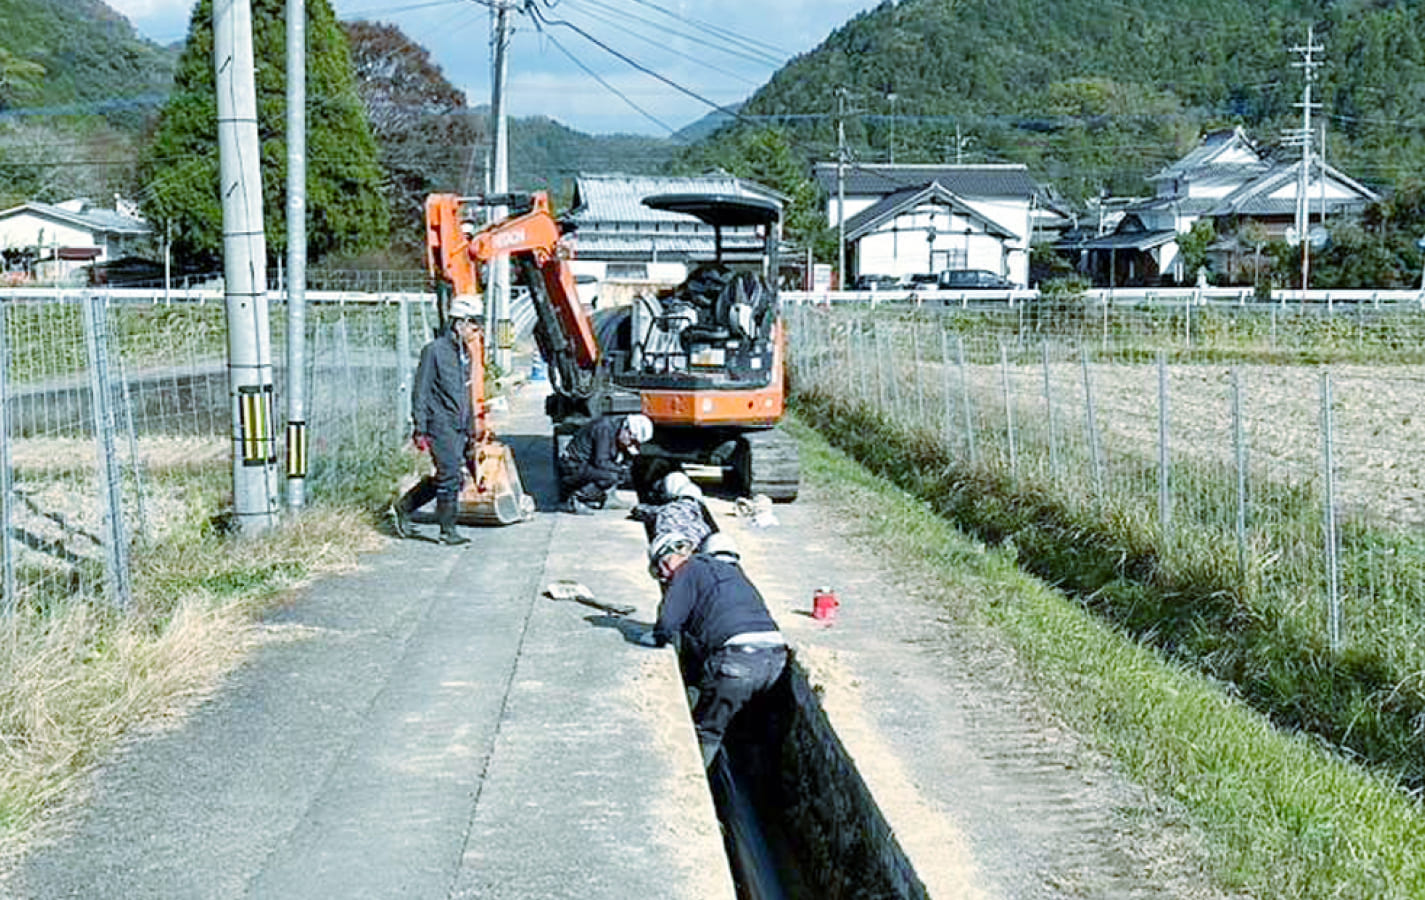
[397,427,467,513]
[692,644,787,767]
[558,461,623,504]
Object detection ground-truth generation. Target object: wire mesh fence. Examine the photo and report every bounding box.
[0,291,431,615]
[787,301,1425,664]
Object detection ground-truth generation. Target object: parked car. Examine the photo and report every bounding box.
[936,269,1018,290]
[850,273,902,291]
[906,273,940,290]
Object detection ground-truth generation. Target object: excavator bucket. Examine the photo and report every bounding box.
[456,439,536,526]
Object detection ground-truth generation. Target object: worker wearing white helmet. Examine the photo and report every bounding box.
[631,468,717,547]
[389,295,484,545]
[557,413,654,514]
[643,530,786,767]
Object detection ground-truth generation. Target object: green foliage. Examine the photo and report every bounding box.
[0,0,174,120]
[138,0,388,271]
[1177,219,1216,280]
[716,0,1425,211]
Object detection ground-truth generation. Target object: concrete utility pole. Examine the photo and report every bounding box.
[214,0,280,532]
[887,91,897,164]
[285,0,308,509]
[836,88,847,288]
[1291,26,1323,291]
[488,0,513,374]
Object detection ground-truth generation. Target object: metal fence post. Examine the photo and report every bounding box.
[875,323,888,416]
[941,327,955,451]
[912,319,926,424]
[1001,341,1017,481]
[1231,367,1248,584]
[1080,348,1105,498]
[82,294,132,609]
[1320,370,1341,653]
[857,318,869,404]
[1157,351,1171,539]
[1042,340,1059,479]
[0,299,13,610]
[397,295,412,435]
[956,335,976,466]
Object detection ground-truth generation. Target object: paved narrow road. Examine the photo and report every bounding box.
[11,377,1229,899]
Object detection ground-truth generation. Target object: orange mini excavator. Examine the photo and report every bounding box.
[424,189,798,507]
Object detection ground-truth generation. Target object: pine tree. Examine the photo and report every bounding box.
[138,0,388,270]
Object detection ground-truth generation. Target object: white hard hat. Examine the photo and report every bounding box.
[448,293,482,320]
[700,532,739,562]
[623,413,654,445]
[648,531,696,578]
[661,471,701,501]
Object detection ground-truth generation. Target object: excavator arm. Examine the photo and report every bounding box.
[426,192,600,397]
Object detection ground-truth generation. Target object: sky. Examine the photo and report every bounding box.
[103,0,882,136]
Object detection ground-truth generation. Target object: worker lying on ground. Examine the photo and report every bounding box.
[630,470,718,547]
[558,413,653,514]
[642,531,787,767]
[389,294,482,546]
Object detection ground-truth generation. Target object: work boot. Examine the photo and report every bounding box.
[389,502,412,539]
[435,500,470,546]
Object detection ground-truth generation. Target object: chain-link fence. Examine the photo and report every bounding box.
[787,301,1425,664]
[0,290,432,614]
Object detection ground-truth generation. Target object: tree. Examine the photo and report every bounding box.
[1177,219,1216,282]
[138,0,388,270]
[343,20,480,259]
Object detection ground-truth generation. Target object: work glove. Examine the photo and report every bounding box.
[412,433,432,453]
[636,629,661,648]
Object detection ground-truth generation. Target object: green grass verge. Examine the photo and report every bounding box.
[0,453,395,866]
[785,410,1425,898]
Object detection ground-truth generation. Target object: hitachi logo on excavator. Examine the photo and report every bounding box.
[491,229,526,249]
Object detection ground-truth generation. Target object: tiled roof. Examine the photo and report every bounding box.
[813,163,1039,198]
[0,200,150,236]
[843,183,1015,242]
[570,174,784,224]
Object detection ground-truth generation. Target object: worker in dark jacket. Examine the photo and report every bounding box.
[389,294,481,545]
[558,413,653,514]
[644,531,787,767]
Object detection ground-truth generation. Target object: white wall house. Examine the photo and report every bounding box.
[1072,127,1379,286]
[813,163,1040,286]
[0,197,150,283]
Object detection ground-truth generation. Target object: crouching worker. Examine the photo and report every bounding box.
[390,295,482,546]
[558,413,653,514]
[643,532,787,767]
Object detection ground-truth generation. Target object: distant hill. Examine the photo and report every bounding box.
[723,0,1425,202]
[0,0,176,125]
[672,103,743,145]
[505,113,676,197]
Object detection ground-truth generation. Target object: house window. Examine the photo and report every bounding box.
[607,263,648,279]
[932,249,967,271]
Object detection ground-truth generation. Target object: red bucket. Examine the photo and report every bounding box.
[812,587,839,622]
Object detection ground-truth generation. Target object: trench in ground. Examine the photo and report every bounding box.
[699,656,929,900]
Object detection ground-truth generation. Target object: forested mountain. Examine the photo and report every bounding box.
[716,0,1425,203]
[0,0,175,118]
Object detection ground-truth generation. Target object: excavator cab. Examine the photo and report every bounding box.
[580,193,798,501]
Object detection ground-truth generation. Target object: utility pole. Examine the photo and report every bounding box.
[284,0,308,509]
[836,87,847,288]
[214,0,279,532]
[488,0,513,374]
[887,91,897,164]
[1290,26,1323,292]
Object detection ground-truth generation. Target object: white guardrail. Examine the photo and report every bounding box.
[783,286,1425,311]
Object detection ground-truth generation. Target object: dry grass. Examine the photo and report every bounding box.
[0,506,384,868]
